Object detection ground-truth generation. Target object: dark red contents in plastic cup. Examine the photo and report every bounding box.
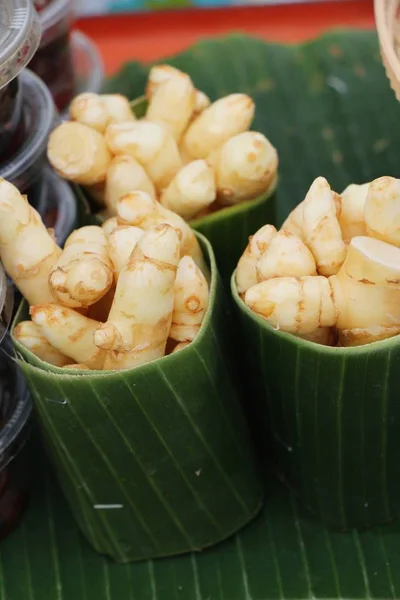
[33,0,53,12]
[29,31,75,111]
[0,340,33,542]
[0,455,29,541]
[0,78,26,161]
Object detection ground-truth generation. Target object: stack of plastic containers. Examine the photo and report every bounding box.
[0,0,88,540]
[30,0,104,114]
[0,0,78,244]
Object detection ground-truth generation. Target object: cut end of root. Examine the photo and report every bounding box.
[117,192,155,225]
[29,305,47,327]
[94,323,118,351]
[68,259,114,302]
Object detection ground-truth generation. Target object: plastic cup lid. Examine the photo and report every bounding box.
[0,69,57,190]
[39,0,73,35]
[0,264,13,348]
[0,0,41,90]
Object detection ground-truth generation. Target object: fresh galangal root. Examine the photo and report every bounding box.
[0,180,210,373]
[46,65,279,222]
[237,175,400,348]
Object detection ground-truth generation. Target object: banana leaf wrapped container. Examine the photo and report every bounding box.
[231,274,400,531]
[10,233,263,563]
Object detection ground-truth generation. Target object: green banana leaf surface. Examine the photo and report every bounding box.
[3,28,400,599]
[11,233,262,563]
[232,274,400,531]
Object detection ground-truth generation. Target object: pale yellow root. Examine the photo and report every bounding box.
[160,160,216,220]
[364,176,400,247]
[235,224,277,294]
[338,182,370,243]
[208,132,278,205]
[338,325,400,347]
[95,224,180,371]
[47,122,112,185]
[243,234,400,346]
[146,72,196,141]
[256,229,316,281]
[102,217,119,238]
[145,64,184,98]
[329,236,400,335]
[69,93,110,133]
[169,256,209,342]
[145,65,211,118]
[301,177,346,276]
[244,275,336,335]
[192,91,211,119]
[281,186,342,242]
[296,327,336,346]
[69,93,135,134]
[116,191,206,273]
[13,321,71,367]
[101,94,136,123]
[180,94,255,160]
[108,226,144,276]
[0,179,61,305]
[49,226,114,308]
[171,341,191,353]
[30,304,106,369]
[281,203,304,239]
[105,121,182,191]
[105,155,156,215]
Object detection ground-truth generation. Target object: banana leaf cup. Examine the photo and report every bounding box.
[231,272,400,531]
[10,233,263,564]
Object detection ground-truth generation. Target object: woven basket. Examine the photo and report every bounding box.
[375,0,400,99]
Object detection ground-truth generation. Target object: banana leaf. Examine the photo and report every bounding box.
[231,275,400,531]
[11,233,263,563]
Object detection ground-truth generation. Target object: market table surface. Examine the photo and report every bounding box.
[75,0,375,73]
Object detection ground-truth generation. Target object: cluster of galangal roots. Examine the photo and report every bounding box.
[236,175,400,348]
[2,179,210,372]
[47,64,278,222]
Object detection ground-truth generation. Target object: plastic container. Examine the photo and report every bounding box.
[29,0,75,111]
[0,0,41,158]
[34,166,78,246]
[33,0,54,11]
[0,69,57,194]
[70,30,104,99]
[0,335,33,540]
[0,260,32,541]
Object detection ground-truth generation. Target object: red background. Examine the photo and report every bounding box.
[75,0,375,75]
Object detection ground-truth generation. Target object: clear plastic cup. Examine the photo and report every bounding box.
[0,333,33,541]
[34,166,78,246]
[0,68,57,193]
[0,0,41,158]
[0,260,32,541]
[29,0,75,111]
[33,0,53,11]
[71,30,104,98]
